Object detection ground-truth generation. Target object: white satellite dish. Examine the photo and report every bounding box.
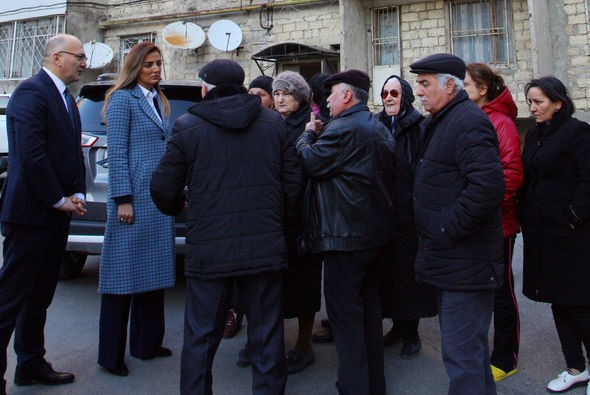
[207,19,243,52]
[163,21,206,50]
[83,41,114,69]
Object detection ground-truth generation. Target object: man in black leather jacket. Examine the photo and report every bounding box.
[297,70,395,395]
[410,53,504,395]
[151,59,300,395]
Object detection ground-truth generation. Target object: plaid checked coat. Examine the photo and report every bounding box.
[99,85,175,294]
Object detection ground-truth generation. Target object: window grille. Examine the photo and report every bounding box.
[0,24,13,79]
[449,0,514,65]
[0,16,64,80]
[372,7,400,66]
[119,33,156,66]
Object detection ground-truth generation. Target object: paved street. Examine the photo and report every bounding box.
[2,236,587,394]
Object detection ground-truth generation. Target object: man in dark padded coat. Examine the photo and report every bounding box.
[150,59,301,395]
[410,53,505,395]
[297,70,395,395]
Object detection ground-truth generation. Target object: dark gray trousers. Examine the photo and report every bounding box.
[438,288,496,395]
[181,271,286,395]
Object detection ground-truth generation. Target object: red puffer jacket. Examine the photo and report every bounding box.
[482,88,523,237]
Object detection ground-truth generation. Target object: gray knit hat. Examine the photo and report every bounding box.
[272,71,311,104]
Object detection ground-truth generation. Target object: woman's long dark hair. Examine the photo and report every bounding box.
[524,76,575,116]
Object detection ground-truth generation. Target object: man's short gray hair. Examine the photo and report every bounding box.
[341,83,368,104]
[437,73,464,94]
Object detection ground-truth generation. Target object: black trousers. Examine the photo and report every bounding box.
[98,289,165,369]
[181,271,286,395]
[490,235,520,372]
[0,219,70,391]
[323,246,386,395]
[395,318,420,341]
[552,304,590,372]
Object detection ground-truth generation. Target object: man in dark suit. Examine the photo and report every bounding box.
[0,34,87,395]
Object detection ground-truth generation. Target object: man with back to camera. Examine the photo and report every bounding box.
[0,34,87,395]
[297,69,395,395]
[150,59,301,394]
[410,53,505,394]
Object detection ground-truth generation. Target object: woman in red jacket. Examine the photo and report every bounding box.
[465,63,524,382]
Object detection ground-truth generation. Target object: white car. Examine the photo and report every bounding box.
[0,93,9,174]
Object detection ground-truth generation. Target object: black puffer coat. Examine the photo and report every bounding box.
[296,102,395,253]
[519,112,590,304]
[150,85,302,279]
[413,91,505,291]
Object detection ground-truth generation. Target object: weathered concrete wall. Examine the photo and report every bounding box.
[340,0,369,71]
[0,81,19,95]
[0,0,108,95]
[393,0,533,118]
[557,0,590,121]
[66,0,108,95]
[528,0,554,77]
[100,0,339,85]
[4,0,585,122]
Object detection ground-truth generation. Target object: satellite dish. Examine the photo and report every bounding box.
[208,19,243,52]
[163,21,206,50]
[83,41,113,69]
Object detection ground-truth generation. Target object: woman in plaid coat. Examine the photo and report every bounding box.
[97,42,175,376]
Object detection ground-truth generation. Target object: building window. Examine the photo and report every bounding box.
[119,33,156,66]
[0,16,65,80]
[372,6,400,66]
[448,0,514,65]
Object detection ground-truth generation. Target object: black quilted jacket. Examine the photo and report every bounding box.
[413,91,505,290]
[150,86,302,279]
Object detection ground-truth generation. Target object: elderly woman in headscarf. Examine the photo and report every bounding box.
[376,75,437,359]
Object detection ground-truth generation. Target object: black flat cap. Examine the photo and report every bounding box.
[324,69,371,92]
[409,53,466,80]
[198,59,245,86]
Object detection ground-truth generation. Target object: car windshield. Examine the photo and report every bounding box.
[77,97,105,133]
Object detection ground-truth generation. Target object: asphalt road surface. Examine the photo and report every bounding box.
[3,236,586,394]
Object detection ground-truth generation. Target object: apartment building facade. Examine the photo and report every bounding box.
[1,0,589,120]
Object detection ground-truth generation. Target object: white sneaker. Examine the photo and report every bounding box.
[587,381,590,395]
[547,369,589,393]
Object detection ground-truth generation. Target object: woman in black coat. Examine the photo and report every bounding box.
[519,76,590,393]
[375,75,437,359]
[273,71,323,373]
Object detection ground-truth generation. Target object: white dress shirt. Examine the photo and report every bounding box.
[138,84,162,122]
